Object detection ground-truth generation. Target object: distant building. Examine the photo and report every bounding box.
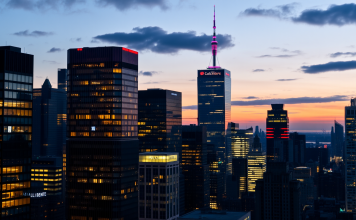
[318,170,345,202]
[227,158,247,200]
[332,120,344,158]
[305,148,329,169]
[345,98,356,212]
[255,162,301,220]
[57,68,67,91]
[31,157,64,220]
[179,209,251,220]
[0,46,33,219]
[247,135,266,192]
[33,79,66,157]
[181,125,210,212]
[139,152,180,220]
[231,124,253,159]
[289,132,306,165]
[266,104,289,162]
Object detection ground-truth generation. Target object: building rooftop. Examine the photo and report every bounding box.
[139,152,179,163]
[179,210,250,220]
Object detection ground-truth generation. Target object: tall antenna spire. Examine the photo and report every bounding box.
[209,5,220,69]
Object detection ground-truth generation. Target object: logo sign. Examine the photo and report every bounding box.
[171,93,177,96]
[200,72,205,76]
[201,71,221,76]
[225,72,230,76]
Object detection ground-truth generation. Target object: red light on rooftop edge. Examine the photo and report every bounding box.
[122,47,138,55]
[77,48,82,51]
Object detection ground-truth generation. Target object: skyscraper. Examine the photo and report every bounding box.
[139,152,180,220]
[345,98,356,212]
[266,104,289,162]
[197,6,231,209]
[33,79,66,157]
[231,124,253,159]
[247,135,266,192]
[333,120,344,158]
[0,46,33,219]
[66,47,139,220]
[138,89,184,214]
[289,132,306,165]
[255,162,301,220]
[181,125,209,212]
[57,68,67,91]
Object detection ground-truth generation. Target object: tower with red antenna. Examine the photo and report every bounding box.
[197,5,232,210]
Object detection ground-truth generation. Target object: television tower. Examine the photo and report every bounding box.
[210,5,220,69]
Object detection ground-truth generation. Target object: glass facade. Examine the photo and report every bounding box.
[247,136,266,192]
[197,69,231,209]
[138,152,179,220]
[58,68,67,91]
[181,125,209,213]
[345,98,356,212]
[266,104,289,162]
[0,46,33,219]
[231,124,253,159]
[66,47,139,220]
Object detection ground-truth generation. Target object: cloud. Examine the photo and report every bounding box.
[257,54,296,58]
[14,30,53,37]
[36,76,43,78]
[330,52,356,58]
[257,48,301,58]
[139,71,159,76]
[241,3,297,18]
[93,26,234,54]
[95,0,167,11]
[253,69,265,72]
[244,96,258,99]
[142,81,168,84]
[293,4,356,26]
[6,0,84,10]
[231,95,348,106]
[301,61,356,74]
[47,47,62,53]
[43,60,59,64]
[182,95,348,109]
[276,79,298,81]
[71,38,82,42]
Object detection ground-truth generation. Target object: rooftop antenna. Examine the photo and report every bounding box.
[209,5,220,69]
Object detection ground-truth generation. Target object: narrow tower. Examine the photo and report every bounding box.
[210,6,219,69]
[197,6,231,209]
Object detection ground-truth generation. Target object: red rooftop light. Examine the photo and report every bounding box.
[122,47,138,55]
[77,48,83,51]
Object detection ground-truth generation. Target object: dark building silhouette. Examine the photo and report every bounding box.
[0,46,33,219]
[317,170,345,202]
[138,89,184,215]
[197,6,231,210]
[31,157,64,220]
[331,120,344,158]
[66,47,139,220]
[266,104,289,162]
[305,148,329,169]
[227,158,247,200]
[289,132,306,165]
[181,125,209,212]
[255,162,301,220]
[33,79,66,157]
[57,68,67,91]
[292,167,316,206]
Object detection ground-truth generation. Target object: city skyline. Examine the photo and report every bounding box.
[1,0,355,131]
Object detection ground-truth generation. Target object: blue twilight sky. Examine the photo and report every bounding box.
[1,0,356,131]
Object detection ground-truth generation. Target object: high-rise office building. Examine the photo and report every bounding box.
[247,135,266,192]
[138,89,184,214]
[33,79,66,157]
[255,162,301,220]
[57,68,67,91]
[292,167,315,206]
[197,6,231,209]
[332,120,344,158]
[31,157,64,220]
[227,158,247,199]
[0,46,33,219]
[231,124,253,159]
[266,104,289,162]
[138,89,182,155]
[345,98,356,212]
[181,125,209,213]
[66,47,139,220]
[139,152,180,220]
